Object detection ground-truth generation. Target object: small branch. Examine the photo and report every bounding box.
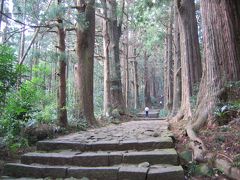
[0,11,52,28]
[19,28,40,65]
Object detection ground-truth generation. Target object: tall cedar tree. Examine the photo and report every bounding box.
[108,0,125,113]
[101,0,111,117]
[187,0,240,161]
[172,0,201,121]
[57,0,68,127]
[171,0,181,116]
[76,0,97,125]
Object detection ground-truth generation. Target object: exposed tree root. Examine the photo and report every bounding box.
[186,123,206,162]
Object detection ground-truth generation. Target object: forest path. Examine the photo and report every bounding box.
[3,120,184,179]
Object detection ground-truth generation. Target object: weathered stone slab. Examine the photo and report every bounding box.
[4,163,67,178]
[137,137,173,150]
[108,152,123,165]
[72,152,109,166]
[67,167,119,180]
[118,166,148,180]
[90,141,119,151]
[134,118,166,121]
[21,152,75,165]
[118,140,139,150]
[137,112,159,118]
[37,141,86,151]
[123,149,178,165]
[147,166,184,180]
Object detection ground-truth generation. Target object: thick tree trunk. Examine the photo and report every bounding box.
[76,0,97,125]
[108,0,125,113]
[144,51,151,107]
[57,13,68,127]
[187,0,240,161]
[171,0,182,116]
[166,5,174,112]
[101,0,111,117]
[163,36,168,110]
[192,0,240,130]
[173,0,201,121]
[125,18,129,109]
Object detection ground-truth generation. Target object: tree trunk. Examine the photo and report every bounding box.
[166,4,174,112]
[0,0,4,30]
[187,0,240,161]
[133,49,139,109]
[108,0,125,113]
[57,0,68,127]
[125,19,129,109]
[76,0,97,125]
[144,51,151,107]
[173,0,201,121]
[192,0,240,130]
[163,36,168,110]
[171,0,182,116]
[101,0,111,117]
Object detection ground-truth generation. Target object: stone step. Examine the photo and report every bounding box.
[37,137,174,152]
[137,112,159,118]
[134,118,166,121]
[4,163,184,180]
[21,149,178,166]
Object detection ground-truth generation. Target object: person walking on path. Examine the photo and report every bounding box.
[145,107,149,117]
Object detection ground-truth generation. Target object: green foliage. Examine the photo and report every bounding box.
[46,3,66,20]
[220,125,230,132]
[185,162,215,177]
[0,64,57,148]
[214,136,225,143]
[130,0,169,51]
[0,45,17,110]
[159,109,168,117]
[214,109,228,118]
[232,154,240,168]
[68,117,88,131]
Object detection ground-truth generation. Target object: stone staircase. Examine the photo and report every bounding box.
[3,120,184,179]
[137,109,160,118]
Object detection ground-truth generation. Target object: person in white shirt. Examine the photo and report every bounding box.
[145,107,149,117]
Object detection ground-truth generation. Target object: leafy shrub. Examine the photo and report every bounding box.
[0,63,57,148]
[159,109,168,117]
[232,154,240,168]
[0,45,18,111]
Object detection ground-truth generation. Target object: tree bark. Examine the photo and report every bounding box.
[166,4,174,112]
[124,15,129,109]
[144,51,151,107]
[187,0,240,161]
[171,0,182,116]
[163,36,168,110]
[173,0,201,121]
[101,0,111,117]
[108,0,125,113]
[0,0,4,30]
[133,49,139,109]
[76,0,97,125]
[57,0,68,127]
[192,0,240,130]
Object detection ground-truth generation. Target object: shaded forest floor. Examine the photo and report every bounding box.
[170,117,240,180]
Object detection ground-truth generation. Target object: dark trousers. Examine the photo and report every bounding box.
[145,111,149,117]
